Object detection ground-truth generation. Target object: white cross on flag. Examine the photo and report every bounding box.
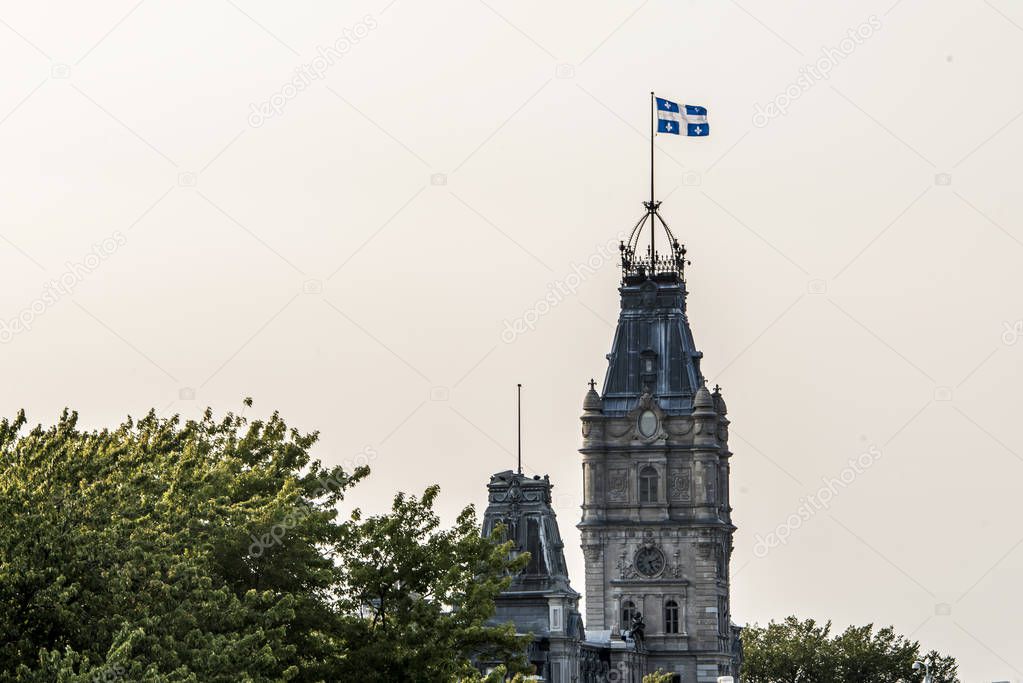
[656,97,709,137]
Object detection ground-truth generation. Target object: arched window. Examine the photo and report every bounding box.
[621,600,637,628]
[639,466,658,503]
[664,600,680,634]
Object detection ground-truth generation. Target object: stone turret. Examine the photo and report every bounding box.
[482,470,584,680]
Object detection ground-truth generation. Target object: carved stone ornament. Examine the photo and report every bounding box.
[606,420,634,438]
[665,418,694,436]
[625,392,667,443]
[617,551,638,579]
[608,468,628,501]
[668,467,692,502]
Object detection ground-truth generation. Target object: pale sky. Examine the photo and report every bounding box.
[2,1,1022,679]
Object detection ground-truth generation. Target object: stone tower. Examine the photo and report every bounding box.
[578,209,741,681]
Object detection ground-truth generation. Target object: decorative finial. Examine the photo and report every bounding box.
[620,201,689,282]
[588,378,596,391]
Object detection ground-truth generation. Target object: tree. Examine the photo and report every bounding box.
[334,485,531,681]
[643,670,676,683]
[0,404,526,681]
[458,665,528,683]
[741,617,837,683]
[741,616,959,683]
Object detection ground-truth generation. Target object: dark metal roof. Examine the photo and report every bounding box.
[600,271,704,416]
[481,470,578,596]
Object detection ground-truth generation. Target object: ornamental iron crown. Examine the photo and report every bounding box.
[619,200,690,284]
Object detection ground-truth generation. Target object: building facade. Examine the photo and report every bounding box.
[483,207,741,682]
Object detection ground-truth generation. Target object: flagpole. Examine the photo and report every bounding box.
[516,383,522,475]
[650,91,655,260]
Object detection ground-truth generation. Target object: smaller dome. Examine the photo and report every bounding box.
[583,382,602,412]
[694,384,714,409]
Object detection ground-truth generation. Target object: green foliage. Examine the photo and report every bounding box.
[457,665,528,683]
[0,406,527,682]
[642,670,676,683]
[334,486,531,681]
[741,616,960,683]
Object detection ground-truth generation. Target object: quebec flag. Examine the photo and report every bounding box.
[656,97,709,137]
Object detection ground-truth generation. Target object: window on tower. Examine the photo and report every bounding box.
[621,600,637,628]
[664,600,680,634]
[639,466,658,503]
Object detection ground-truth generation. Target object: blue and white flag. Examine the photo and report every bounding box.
[656,97,709,137]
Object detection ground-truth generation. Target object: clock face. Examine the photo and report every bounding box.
[635,547,665,577]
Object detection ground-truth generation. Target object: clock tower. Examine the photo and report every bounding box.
[578,202,741,681]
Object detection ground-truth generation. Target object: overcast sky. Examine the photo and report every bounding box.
[2,1,1022,679]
